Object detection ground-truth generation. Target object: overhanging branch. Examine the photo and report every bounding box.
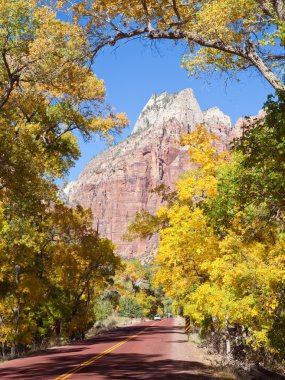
[91,25,284,91]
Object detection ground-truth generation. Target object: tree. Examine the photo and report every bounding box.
[0,0,127,354]
[111,259,167,319]
[234,92,285,215]
[119,296,143,318]
[126,124,285,360]
[70,0,285,90]
[0,0,127,150]
[0,197,122,348]
[154,125,224,302]
[94,298,113,321]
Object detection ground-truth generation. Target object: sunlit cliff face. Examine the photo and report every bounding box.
[64,88,240,258]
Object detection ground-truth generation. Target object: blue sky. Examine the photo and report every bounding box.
[67,39,272,181]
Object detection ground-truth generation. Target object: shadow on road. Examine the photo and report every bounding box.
[0,324,231,379]
[0,353,230,380]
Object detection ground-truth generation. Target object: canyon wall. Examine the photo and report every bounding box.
[64,88,240,257]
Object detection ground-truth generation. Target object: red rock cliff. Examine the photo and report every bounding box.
[64,89,238,257]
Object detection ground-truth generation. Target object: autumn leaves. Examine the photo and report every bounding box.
[144,93,285,360]
[127,119,285,360]
[0,0,126,356]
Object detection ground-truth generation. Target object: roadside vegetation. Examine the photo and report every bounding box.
[93,259,172,321]
[0,0,127,359]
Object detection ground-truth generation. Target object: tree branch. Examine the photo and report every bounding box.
[91,25,284,90]
[272,0,285,21]
[0,50,18,110]
[245,41,283,90]
[172,0,182,21]
[255,0,275,18]
[91,27,148,60]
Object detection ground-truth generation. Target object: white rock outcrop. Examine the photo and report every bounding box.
[132,88,204,135]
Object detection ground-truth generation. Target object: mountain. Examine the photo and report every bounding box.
[64,88,239,258]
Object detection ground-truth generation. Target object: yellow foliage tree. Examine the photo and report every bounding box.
[0,0,126,356]
[0,0,127,148]
[152,124,285,358]
[154,125,224,301]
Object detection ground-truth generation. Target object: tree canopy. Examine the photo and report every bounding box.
[69,0,285,90]
[0,0,127,150]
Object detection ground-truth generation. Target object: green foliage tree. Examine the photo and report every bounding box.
[205,92,285,237]
[234,92,285,215]
[109,259,168,319]
[94,299,114,321]
[119,296,143,319]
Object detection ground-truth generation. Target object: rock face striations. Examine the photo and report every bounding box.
[65,88,237,257]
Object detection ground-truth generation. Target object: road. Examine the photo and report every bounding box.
[0,319,231,379]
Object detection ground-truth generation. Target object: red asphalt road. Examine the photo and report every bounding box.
[0,319,214,380]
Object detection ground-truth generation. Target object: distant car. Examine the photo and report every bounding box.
[154,314,161,321]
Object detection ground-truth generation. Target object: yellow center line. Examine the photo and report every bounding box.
[53,322,158,380]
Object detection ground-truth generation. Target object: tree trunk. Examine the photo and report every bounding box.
[2,342,5,360]
[10,342,15,358]
[247,46,284,91]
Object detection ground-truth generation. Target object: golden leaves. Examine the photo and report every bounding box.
[152,125,285,352]
[0,0,127,350]
[177,124,228,202]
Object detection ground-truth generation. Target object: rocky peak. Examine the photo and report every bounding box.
[132,88,204,135]
[203,107,231,129]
